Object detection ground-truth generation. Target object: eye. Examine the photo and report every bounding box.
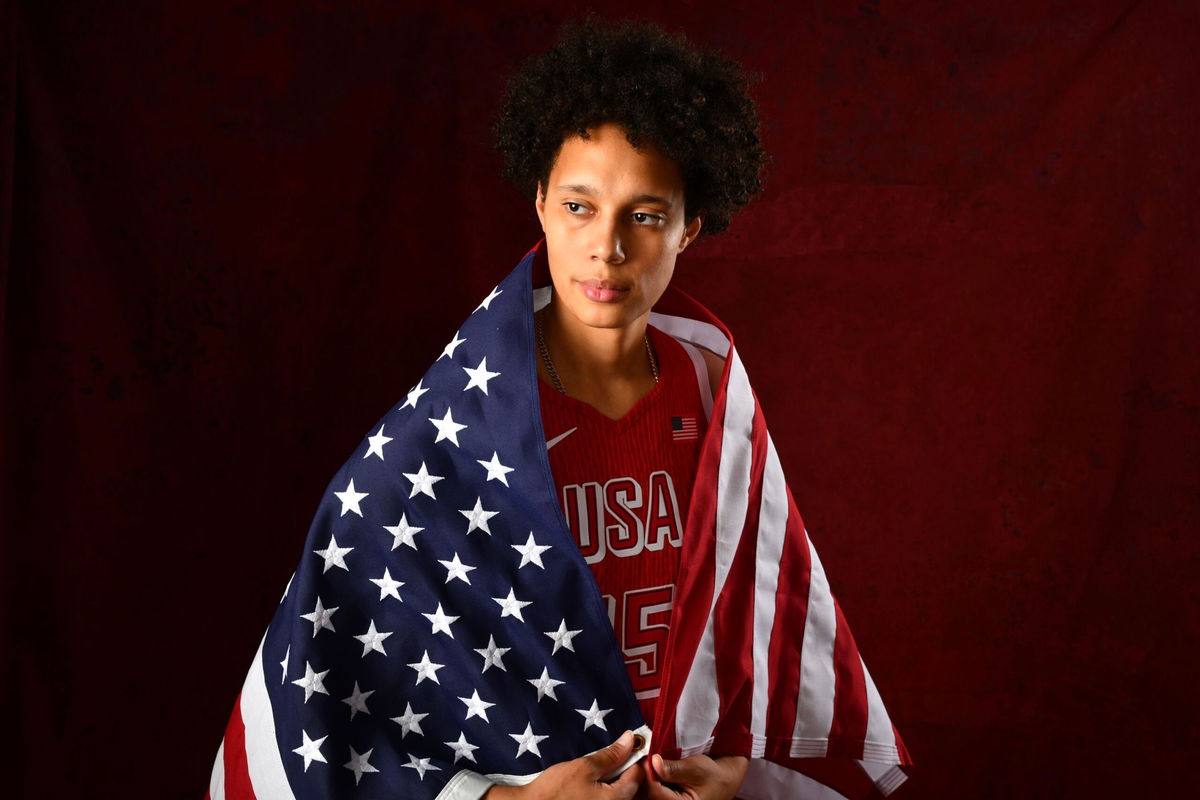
[564,202,587,215]
[632,212,664,226]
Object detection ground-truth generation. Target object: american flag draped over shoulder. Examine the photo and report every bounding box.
[208,242,911,800]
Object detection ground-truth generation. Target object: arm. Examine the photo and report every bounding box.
[484,731,645,800]
[697,345,725,399]
[640,346,745,800]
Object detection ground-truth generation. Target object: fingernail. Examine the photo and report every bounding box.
[618,730,633,746]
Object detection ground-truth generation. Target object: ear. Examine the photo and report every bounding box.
[535,182,547,231]
[678,211,705,252]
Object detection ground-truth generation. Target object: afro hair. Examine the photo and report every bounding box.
[494,16,767,236]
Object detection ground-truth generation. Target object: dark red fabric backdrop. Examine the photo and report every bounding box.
[4,1,1197,797]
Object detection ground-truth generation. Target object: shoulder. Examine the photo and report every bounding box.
[695,345,725,397]
[654,325,725,396]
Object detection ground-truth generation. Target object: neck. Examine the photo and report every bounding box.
[541,296,651,393]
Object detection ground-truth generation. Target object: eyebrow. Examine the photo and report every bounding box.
[555,184,676,207]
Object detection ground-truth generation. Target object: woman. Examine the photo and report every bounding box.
[487,22,764,797]
[209,17,908,800]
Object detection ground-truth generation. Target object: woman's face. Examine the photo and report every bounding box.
[536,123,702,332]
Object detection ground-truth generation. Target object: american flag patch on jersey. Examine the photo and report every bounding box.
[671,414,699,441]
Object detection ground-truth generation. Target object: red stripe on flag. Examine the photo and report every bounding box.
[764,487,812,758]
[220,693,259,800]
[893,724,912,764]
[826,601,870,759]
[709,401,769,754]
[652,353,729,755]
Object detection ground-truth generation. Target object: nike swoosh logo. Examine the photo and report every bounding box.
[545,427,578,451]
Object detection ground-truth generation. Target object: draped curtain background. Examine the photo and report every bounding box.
[3,1,1196,797]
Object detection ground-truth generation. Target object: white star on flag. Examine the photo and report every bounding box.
[353,620,393,657]
[402,754,441,780]
[429,407,468,446]
[279,644,290,683]
[369,567,404,601]
[384,512,425,550]
[400,378,429,410]
[460,497,499,535]
[477,451,515,486]
[363,425,392,460]
[528,667,565,701]
[439,553,477,585]
[314,533,353,573]
[445,733,480,764]
[474,635,510,673]
[462,357,501,394]
[512,531,552,569]
[342,681,374,720]
[344,747,379,785]
[509,723,549,758]
[390,702,429,738]
[408,650,445,685]
[333,479,368,517]
[300,596,338,638]
[575,699,613,731]
[493,588,532,622]
[292,730,327,771]
[422,603,460,638]
[460,689,497,722]
[475,285,502,311]
[439,330,466,360]
[402,461,444,500]
[545,619,583,654]
[291,661,330,703]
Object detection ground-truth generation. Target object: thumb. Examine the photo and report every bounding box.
[652,753,702,785]
[587,730,635,777]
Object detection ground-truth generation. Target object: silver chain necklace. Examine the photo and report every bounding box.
[536,310,659,396]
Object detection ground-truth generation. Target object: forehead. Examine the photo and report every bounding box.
[548,123,684,201]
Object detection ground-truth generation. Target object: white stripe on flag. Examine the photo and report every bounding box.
[436,769,506,800]
[858,759,909,795]
[208,740,226,800]
[749,436,787,755]
[861,656,900,762]
[791,534,836,755]
[241,634,297,800]
[675,349,755,751]
[648,311,731,359]
[739,757,852,800]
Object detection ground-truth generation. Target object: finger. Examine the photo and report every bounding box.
[652,754,708,787]
[643,777,685,800]
[588,730,635,777]
[608,763,645,799]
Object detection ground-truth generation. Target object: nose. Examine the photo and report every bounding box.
[589,215,625,264]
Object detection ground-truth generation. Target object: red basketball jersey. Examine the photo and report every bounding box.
[539,323,713,723]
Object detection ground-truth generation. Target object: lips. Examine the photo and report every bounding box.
[578,279,630,303]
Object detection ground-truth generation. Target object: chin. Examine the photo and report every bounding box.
[569,304,637,330]
[579,311,633,329]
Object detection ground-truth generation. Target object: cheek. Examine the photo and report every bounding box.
[642,258,676,299]
[545,215,580,251]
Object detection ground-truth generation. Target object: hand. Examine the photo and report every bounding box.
[642,753,749,800]
[484,730,646,800]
